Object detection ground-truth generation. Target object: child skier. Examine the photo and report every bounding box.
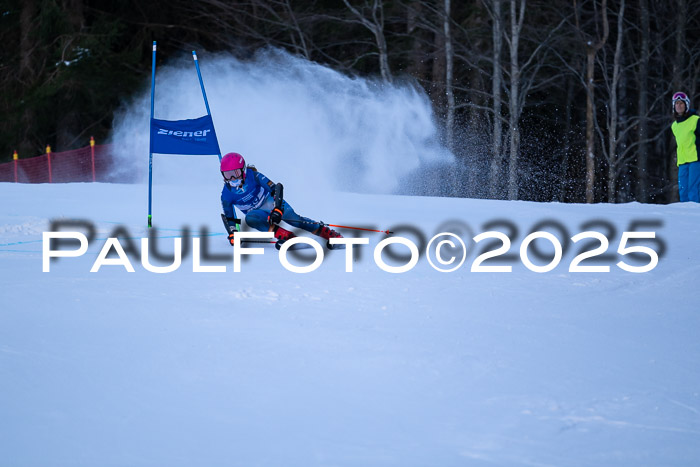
[220,152,343,246]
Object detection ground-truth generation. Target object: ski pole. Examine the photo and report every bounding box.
[324,224,393,235]
[280,218,394,235]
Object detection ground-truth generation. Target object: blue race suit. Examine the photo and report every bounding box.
[221,168,321,233]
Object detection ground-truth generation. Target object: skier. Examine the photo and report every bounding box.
[671,92,700,202]
[220,152,343,247]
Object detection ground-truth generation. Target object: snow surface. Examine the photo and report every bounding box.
[1,181,699,467]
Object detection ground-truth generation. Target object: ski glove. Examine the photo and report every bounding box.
[269,207,283,225]
[228,232,235,245]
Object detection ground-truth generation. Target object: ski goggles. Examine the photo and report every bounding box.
[673,92,689,102]
[223,168,245,180]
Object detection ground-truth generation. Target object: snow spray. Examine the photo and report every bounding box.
[110,48,453,195]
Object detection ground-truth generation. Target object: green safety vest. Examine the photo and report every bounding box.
[672,114,700,166]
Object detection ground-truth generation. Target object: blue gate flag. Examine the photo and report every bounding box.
[150,115,220,155]
[147,42,223,228]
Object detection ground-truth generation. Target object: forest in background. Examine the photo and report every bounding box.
[1,0,698,203]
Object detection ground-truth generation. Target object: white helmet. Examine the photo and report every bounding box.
[672,92,691,113]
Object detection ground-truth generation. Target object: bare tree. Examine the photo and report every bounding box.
[559,74,576,202]
[501,0,566,199]
[19,0,38,83]
[506,0,525,199]
[18,0,40,154]
[174,0,314,58]
[405,0,430,80]
[669,0,688,201]
[463,0,568,199]
[488,0,505,197]
[635,0,651,202]
[576,0,609,203]
[281,0,311,59]
[591,13,670,205]
[342,0,393,82]
[444,0,455,151]
[605,0,625,202]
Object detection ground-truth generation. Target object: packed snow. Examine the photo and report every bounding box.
[1,181,699,466]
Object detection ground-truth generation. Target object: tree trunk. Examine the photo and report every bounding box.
[584,0,608,203]
[636,0,650,202]
[507,0,524,200]
[669,0,687,202]
[559,74,575,202]
[376,33,392,83]
[606,0,625,203]
[585,50,597,203]
[444,0,455,152]
[488,0,504,198]
[373,0,392,83]
[18,0,37,146]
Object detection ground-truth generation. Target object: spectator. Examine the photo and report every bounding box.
[671,92,700,202]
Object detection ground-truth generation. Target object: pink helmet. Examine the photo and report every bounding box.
[221,152,247,187]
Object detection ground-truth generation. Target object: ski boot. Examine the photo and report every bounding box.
[274,226,296,250]
[316,223,343,249]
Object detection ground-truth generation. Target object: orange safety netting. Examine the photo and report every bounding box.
[0,144,133,183]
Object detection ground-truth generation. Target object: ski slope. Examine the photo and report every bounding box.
[1,181,699,466]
